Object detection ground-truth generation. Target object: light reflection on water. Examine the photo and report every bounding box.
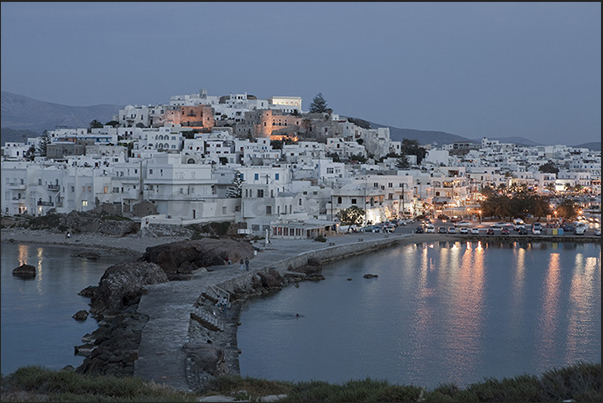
[238,241,601,389]
[1,242,130,375]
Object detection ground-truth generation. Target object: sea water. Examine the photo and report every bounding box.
[1,242,131,375]
[237,240,601,389]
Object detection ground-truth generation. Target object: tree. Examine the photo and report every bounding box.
[395,153,410,169]
[105,120,120,128]
[24,145,36,161]
[538,161,559,174]
[555,199,578,220]
[338,206,365,231]
[89,119,104,129]
[400,139,427,165]
[309,93,328,113]
[226,171,244,198]
[38,130,51,157]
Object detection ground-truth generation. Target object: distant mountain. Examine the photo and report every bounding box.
[360,119,477,146]
[1,91,123,144]
[572,142,601,151]
[478,136,542,147]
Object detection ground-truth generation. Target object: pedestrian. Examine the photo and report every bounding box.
[245,258,250,271]
[239,259,244,271]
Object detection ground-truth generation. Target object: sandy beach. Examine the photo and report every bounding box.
[0,228,190,257]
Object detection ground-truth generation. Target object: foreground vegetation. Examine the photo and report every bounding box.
[1,362,600,402]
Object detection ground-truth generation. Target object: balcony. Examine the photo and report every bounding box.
[37,201,54,207]
[47,184,61,191]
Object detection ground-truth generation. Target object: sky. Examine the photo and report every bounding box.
[1,2,600,146]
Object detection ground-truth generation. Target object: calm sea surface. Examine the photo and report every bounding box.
[1,242,130,375]
[237,240,601,389]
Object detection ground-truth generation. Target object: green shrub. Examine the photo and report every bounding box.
[314,235,327,242]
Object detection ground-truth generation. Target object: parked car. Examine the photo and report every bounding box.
[562,223,575,232]
[532,226,542,235]
[361,225,378,233]
[425,224,435,233]
[501,227,510,235]
[383,225,396,233]
[438,227,448,234]
[486,228,495,235]
[594,228,601,236]
[448,226,456,234]
[415,226,424,234]
[471,227,480,235]
[513,218,525,226]
[518,227,529,235]
[574,225,586,235]
[459,227,469,234]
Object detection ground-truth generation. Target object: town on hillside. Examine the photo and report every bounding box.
[1,89,601,238]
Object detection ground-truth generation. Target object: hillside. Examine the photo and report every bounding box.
[2,92,600,151]
[1,91,123,143]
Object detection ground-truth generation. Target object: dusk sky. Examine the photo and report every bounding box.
[1,2,600,146]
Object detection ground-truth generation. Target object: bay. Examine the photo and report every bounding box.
[237,240,601,389]
[1,242,130,375]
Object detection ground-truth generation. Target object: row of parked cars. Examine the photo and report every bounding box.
[415,219,600,236]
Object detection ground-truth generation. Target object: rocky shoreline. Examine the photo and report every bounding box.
[4,228,600,392]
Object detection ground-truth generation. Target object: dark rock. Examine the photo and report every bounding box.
[363,274,378,278]
[89,261,168,319]
[78,285,98,298]
[140,238,255,280]
[307,257,322,267]
[74,343,95,357]
[72,252,101,260]
[72,310,89,321]
[257,268,284,289]
[12,264,36,278]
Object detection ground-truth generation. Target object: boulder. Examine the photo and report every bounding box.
[72,252,101,260]
[12,264,36,278]
[140,238,255,280]
[255,268,284,289]
[88,261,168,319]
[73,310,89,321]
[78,285,98,298]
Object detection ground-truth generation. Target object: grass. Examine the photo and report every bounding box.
[1,362,600,402]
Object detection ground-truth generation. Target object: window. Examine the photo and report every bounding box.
[257,189,264,198]
[82,200,88,207]
[337,197,342,204]
[222,206,227,215]
[266,205,272,215]
[351,198,357,205]
[254,173,259,180]
[275,173,279,180]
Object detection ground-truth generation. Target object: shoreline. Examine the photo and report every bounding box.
[0,228,190,256]
[2,228,600,391]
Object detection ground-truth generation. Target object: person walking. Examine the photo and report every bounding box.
[239,259,245,271]
[245,258,250,271]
